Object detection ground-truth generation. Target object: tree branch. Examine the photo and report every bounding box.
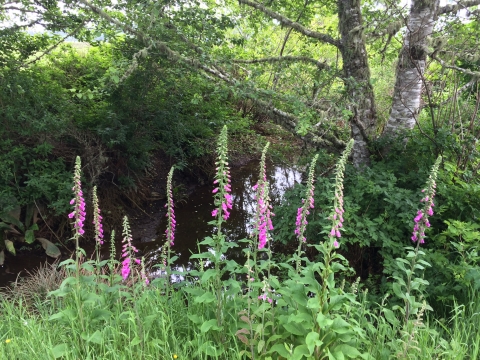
[432,54,480,78]
[438,0,480,15]
[77,0,345,150]
[237,0,340,48]
[231,55,330,70]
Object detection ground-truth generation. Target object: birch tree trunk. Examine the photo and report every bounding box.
[338,0,377,167]
[384,0,440,135]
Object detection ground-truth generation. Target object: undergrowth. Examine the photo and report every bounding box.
[1,127,479,360]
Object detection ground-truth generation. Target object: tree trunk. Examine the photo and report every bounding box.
[338,0,377,167]
[384,0,439,135]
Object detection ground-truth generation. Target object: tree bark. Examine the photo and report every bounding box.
[384,0,440,135]
[338,0,377,167]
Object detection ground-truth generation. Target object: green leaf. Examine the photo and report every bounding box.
[25,229,35,244]
[52,343,68,358]
[333,344,362,358]
[130,336,141,346]
[91,309,112,322]
[0,250,4,266]
[200,319,220,333]
[382,308,398,326]
[201,269,217,282]
[81,330,103,344]
[194,291,216,304]
[258,339,265,353]
[37,238,61,258]
[5,240,15,255]
[306,332,321,355]
[282,322,307,336]
[269,343,290,358]
[392,282,405,300]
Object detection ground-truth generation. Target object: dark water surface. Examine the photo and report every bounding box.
[0,161,301,286]
[145,160,302,277]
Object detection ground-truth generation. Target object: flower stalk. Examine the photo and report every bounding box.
[295,154,318,272]
[68,156,86,254]
[121,216,139,281]
[328,139,354,249]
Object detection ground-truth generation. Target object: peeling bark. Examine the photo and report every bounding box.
[384,0,440,136]
[338,0,377,167]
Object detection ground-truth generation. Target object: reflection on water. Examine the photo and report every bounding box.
[146,160,302,277]
[0,161,301,286]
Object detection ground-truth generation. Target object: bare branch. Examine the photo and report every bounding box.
[432,55,480,78]
[237,0,340,48]
[438,0,480,15]
[231,56,330,70]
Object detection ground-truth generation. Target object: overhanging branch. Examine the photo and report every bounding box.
[231,55,330,70]
[438,0,480,15]
[77,0,345,150]
[237,0,340,48]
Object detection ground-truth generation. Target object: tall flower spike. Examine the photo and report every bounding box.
[411,156,441,244]
[212,126,233,222]
[253,142,274,250]
[92,186,104,245]
[328,139,354,248]
[295,154,319,243]
[165,167,176,246]
[69,156,86,239]
[121,216,139,281]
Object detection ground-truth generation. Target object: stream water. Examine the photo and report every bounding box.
[143,160,302,277]
[0,160,302,287]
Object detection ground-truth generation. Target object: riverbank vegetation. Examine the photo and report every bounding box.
[1,0,480,358]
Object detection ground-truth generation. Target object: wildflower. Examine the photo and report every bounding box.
[165,167,176,246]
[5,339,11,344]
[411,156,441,244]
[295,154,319,244]
[92,186,104,246]
[258,294,273,303]
[121,216,139,281]
[173,355,178,359]
[70,156,86,239]
[211,126,233,223]
[328,139,354,248]
[253,143,274,250]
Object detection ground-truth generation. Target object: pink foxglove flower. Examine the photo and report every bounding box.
[70,156,86,239]
[411,156,441,244]
[211,126,233,222]
[165,167,176,246]
[121,216,139,281]
[328,140,354,248]
[92,186,104,245]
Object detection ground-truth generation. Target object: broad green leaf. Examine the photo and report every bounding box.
[52,343,67,358]
[306,332,321,355]
[37,238,61,258]
[269,343,290,358]
[392,282,405,300]
[5,240,15,255]
[201,269,217,282]
[333,344,362,358]
[194,291,216,304]
[25,229,35,244]
[91,309,112,322]
[200,319,220,333]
